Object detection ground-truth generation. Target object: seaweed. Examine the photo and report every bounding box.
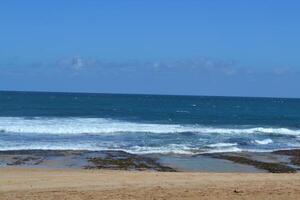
[84,153,176,172]
[210,154,296,173]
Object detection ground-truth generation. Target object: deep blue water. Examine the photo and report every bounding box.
[1,91,300,154]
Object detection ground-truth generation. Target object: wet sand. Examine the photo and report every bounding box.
[1,168,300,200]
[2,149,300,173]
[1,150,300,199]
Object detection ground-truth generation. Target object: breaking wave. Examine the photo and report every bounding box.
[253,139,273,145]
[0,117,300,136]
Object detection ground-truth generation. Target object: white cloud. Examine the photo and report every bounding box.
[273,67,291,75]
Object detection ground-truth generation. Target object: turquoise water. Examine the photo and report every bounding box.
[1,91,300,154]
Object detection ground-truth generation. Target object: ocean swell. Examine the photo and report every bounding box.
[0,117,300,136]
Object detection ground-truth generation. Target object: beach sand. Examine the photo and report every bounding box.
[1,168,300,200]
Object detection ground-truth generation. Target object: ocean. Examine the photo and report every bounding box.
[1,91,300,154]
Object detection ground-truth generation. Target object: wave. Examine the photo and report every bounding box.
[128,144,201,154]
[205,147,242,154]
[207,143,238,148]
[253,139,273,145]
[0,144,242,155]
[0,117,300,136]
[128,144,244,154]
[1,144,300,154]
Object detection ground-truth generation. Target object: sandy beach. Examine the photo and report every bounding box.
[1,168,300,200]
[1,0,300,198]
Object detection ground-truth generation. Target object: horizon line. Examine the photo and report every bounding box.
[0,89,299,100]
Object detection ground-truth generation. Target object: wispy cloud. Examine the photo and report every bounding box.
[52,56,240,77]
[145,58,238,75]
[1,56,298,78]
[272,66,292,75]
[56,57,96,70]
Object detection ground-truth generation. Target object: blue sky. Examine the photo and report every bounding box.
[0,0,300,97]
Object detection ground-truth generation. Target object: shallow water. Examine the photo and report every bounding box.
[1,91,300,154]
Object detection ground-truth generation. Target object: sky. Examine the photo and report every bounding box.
[0,0,300,98]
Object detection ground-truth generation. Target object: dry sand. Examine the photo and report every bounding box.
[1,168,300,200]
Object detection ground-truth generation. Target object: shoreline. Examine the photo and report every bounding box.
[1,149,300,173]
[1,168,300,199]
[1,150,300,199]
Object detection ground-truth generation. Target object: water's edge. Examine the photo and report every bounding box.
[1,149,299,173]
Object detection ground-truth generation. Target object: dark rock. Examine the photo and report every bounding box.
[0,150,176,171]
[7,156,44,166]
[274,149,300,157]
[273,149,300,167]
[84,151,176,172]
[234,189,243,194]
[208,154,296,173]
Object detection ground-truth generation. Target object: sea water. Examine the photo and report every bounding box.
[1,91,300,154]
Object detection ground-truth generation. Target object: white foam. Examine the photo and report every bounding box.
[0,144,242,155]
[0,142,201,155]
[0,143,100,151]
[199,127,300,136]
[128,144,201,154]
[0,117,300,136]
[205,147,242,154]
[175,110,190,113]
[254,139,273,145]
[0,117,195,135]
[207,143,238,148]
[126,144,242,154]
[205,143,241,154]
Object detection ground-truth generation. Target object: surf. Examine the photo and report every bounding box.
[0,117,300,136]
